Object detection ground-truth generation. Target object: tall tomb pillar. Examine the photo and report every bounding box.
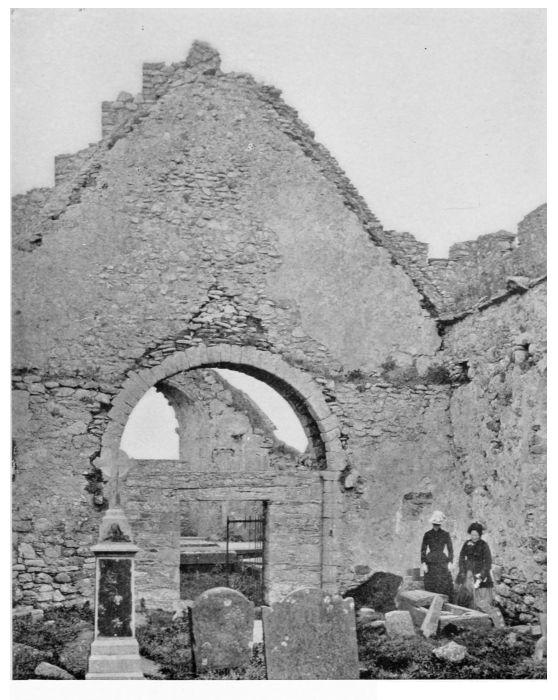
[86,505,144,680]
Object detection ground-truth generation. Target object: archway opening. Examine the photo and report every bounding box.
[119,367,309,460]
[110,348,337,608]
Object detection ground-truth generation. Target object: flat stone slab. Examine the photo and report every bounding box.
[262,587,359,679]
[385,610,416,637]
[397,590,491,631]
[191,587,254,671]
[398,589,448,608]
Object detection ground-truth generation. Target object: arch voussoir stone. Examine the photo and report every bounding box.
[101,343,346,474]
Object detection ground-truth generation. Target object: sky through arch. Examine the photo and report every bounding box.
[120,368,308,459]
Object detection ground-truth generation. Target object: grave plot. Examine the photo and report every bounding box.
[191,587,255,673]
[396,589,492,633]
[262,587,359,680]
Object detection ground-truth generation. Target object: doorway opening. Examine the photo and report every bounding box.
[180,499,267,605]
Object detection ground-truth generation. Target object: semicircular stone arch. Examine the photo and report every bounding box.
[100,343,346,479]
[99,343,346,598]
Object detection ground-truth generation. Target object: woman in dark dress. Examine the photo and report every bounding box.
[420,510,454,600]
[456,522,493,609]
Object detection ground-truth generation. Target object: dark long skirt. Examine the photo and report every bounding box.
[424,562,454,600]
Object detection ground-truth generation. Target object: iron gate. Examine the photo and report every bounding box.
[225,512,265,605]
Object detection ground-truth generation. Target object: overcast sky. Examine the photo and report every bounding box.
[11,7,546,257]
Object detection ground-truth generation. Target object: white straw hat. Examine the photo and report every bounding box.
[429,510,446,524]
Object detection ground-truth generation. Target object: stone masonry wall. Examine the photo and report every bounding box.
[383,205,546,317]
[159,368,305,468]
[12,372,110,612]
[12,42,546,619]
[439,283,546,623]
[123,461,322,607]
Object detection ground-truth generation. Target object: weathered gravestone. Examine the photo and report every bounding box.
[262,587,359,680]
[385,610,416,637]
[191,587,254,672]
[421,594,444,638]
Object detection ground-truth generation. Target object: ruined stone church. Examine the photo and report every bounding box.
[12,42,546,623]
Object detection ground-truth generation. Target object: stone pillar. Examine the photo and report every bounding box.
[86,507,144,680]
[320,471,341,593]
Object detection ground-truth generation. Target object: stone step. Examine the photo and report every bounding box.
[88,654,144,674]
[86,671,144,680]
[89,637,140,655]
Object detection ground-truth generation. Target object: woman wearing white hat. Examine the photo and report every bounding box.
[420,511,454,600]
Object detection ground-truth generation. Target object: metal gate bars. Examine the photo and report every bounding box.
[225,511,265,605]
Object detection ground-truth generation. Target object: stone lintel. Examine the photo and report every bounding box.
[91,542,139,555]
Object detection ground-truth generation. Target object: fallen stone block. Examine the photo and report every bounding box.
[344,571,402,612]
[34,661,74,679]
[357,607,383,624]
[397,591,491,631]
[385,610,415,637]
[432,641,467,663]
[13,643,53,679]
[506,275,530,291]
[397,589,447,608]
[476,603,505,628]
[421,594,444,638]
[532,612,547,661]
[533,636,546,662]
[369,620,386,630]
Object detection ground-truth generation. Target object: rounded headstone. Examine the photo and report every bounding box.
[191,587,254,671]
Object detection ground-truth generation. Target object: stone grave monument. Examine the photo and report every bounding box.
[385,610,416,637]
[261,586,359,680]
[191,587,255,673]
[86,505,144,679]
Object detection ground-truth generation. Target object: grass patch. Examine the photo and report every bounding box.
[137,609,194,679]
[137,609,265,680]
[12,604,94,679]
[180,563,264,605]
[357,623,545,679]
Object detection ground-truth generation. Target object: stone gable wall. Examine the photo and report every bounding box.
[12,42,546,621]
